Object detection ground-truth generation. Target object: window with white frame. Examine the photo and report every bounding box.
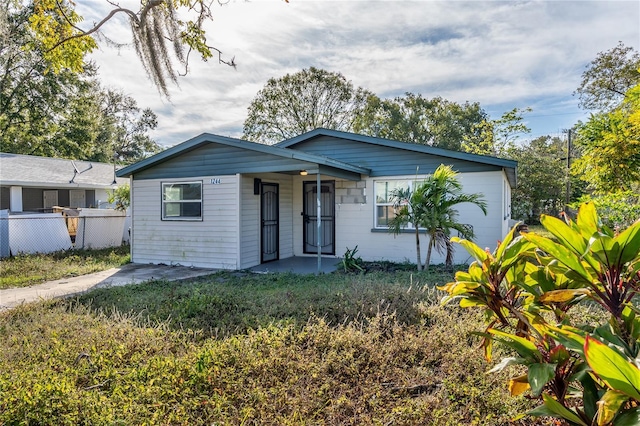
[162,182,202,220]
[374,179,413,228]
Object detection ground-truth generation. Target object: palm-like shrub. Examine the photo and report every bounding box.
[388,164,487,270]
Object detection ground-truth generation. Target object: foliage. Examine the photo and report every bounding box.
[340,246,364,273]
[107,184,130,211]
[507,135,571,223]
[571,83,640,193]
[0,245,130,289]
[353,93,488,151]
[389,164,486,271]
[242,67,373,144]
[0,3,161,162]
[0,271,540,424]
[462,107,532,157]
[572,191,640,230]
[440,202,640,425]
[575,42,640,112]
[28,0,235,97]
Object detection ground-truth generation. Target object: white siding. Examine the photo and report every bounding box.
[238,173,294,269]
[239,175,259,269]
[292,171,506,265]
[131,176,239,269]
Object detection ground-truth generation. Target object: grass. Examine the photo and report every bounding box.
[0,269,551,425]
[0,245,130,289]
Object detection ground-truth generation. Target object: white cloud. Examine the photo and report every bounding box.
[76,0,640,146]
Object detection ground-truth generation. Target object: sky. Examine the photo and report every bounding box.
[76,0,640,147]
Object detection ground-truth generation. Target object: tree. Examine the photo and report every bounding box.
[575,42,640,112]
[95,89,161,163]
[1,3,161,162]
[571,83,640,193]
[107,184,130,211]
[0,2,95,156]
[353,93,487,151]
[28,0,236,97]
[388,164,486,271]
[242,67,373,144]
[461,107,531,157]
[506,136,569,223]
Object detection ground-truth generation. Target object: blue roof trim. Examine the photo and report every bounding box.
[116,133,371,178]
[276,128,518,169]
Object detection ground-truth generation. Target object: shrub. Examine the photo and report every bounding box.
[441,202,640,425]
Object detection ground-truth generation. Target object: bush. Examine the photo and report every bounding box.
[441,202,640,425]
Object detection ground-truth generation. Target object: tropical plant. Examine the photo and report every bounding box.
[440,202,640,425]
[341,246,364,273]
[388,164,486,271]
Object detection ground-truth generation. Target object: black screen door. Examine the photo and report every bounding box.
[261,183,279,262]
[303,181,335,255]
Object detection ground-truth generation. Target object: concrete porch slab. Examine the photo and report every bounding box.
[248,256,341,274]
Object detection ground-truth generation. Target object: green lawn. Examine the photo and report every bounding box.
[0,245,130,289]
[0,269,549,425]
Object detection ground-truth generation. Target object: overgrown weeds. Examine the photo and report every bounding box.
[0,245,130,289]
[0,297,536,424]
[77,270,449,338]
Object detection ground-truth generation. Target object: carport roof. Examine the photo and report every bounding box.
[116,133,371,179]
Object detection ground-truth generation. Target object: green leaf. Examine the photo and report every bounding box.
[584,335,640,400]
[576,202,600,240]
[596,390,629,426]
[452,237,490,263]
[528,363,556,397]
[540,393,589,426]
[488,329,540,361]
[524,233,593,284]
[613,220,640,265]
[579,371,600,422]
[541,214,588,257]
[614,406,640,426]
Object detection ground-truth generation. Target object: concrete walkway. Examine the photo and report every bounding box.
[0,257,342,312]
[0,263,218,312]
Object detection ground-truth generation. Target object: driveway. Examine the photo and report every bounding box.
[0,263,218,312]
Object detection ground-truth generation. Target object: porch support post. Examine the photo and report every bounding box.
[316,171,321,275]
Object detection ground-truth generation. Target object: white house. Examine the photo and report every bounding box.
[0,152,128,212]
[116,129,517,270]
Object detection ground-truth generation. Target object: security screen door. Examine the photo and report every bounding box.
[302,181,335,255]
[261,183,279,262]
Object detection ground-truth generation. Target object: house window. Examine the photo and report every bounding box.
[374,180,413,228]
[162,182,202,220]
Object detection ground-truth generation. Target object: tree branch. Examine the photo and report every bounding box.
[46,6,139,54]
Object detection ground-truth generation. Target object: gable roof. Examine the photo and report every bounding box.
[116,133,371,179]
[0,152,127,188]
[276,128,517,187]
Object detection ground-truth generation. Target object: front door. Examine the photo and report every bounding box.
[43,190,58,209]
[303,181,335,255]
[261,183,279,263]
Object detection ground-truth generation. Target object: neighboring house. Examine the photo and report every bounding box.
[116,129,517,270]
[0,153,128,213]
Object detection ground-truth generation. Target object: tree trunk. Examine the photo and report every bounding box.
[425,237,433,272]
[414,227,423,271]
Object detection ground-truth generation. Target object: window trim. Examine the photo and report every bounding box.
[373,179,418,229]
[161,181,203,221]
